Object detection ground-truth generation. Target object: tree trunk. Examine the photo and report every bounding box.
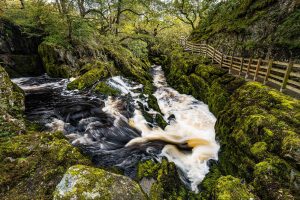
[77,0,86,18]
[115,0,123,35]
[20,0,25,9]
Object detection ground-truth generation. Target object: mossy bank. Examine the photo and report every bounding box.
[156,48,300,199]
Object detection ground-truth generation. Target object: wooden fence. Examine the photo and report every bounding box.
[180,37,300,96]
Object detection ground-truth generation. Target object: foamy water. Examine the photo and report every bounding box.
[13,67,219,192]
[105,66,219,192]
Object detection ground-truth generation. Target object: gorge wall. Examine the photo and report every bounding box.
[0,18,43,77]
[156,48,300,199]
[191,0,300,61]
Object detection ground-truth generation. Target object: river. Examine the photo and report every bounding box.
[12,65,219,192]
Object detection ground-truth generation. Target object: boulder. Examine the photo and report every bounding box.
[0,131,91,199]
[53,165,147,200]
[0,65,25,137]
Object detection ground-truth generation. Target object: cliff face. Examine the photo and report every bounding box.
[191,0,300,61]
[0,65,25,137]
[0,18,44,77]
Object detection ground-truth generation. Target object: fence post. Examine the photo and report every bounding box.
[205,44,208,58]
[229,56,233,74]
[280,60,293,92]
[191,44,194,54]
[239,57,244,76]
[212,48,216,64]
[220,53,224,68]
[245,57,252,79]
[264,59,273,85]
[254,58,262,81]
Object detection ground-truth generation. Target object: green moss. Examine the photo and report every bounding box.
[38,43,74,78]
[250,142,268,159]
[157,47,300,199]
[253,157,295,199]
[54,165,146,200]
[0,65,25,137]
[0,131,91,199]
[67,62,110,90]
[199,164,222,199]
[137,160,160,180]
[281,131,300,165]
[155,114,168,130]
[147,94,161,113]
[137,159,197,200]
[214,176,255,200]
[93,82,120,96]
[103,42,153,94]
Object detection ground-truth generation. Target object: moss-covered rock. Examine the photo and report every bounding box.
[38,42,76,78]
[191,0,300,60]
[67,61,112,90]
[53,164,146,200]
[148,94,161,113]
[103,42,153,94]
[0,65,25,137]
[213,176,255,200]
[253,157,296,199]
[157,48,300,199]
[93,81,120,96]
[137,159,198,200]
[0,131,91,199]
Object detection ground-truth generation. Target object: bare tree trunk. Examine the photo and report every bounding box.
[77,0,86,17]
[59,0,73,42]
[55,0,62,13]
[20,0,25,9]
[115,0,123,35]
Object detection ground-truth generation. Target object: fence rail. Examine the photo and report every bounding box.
[180,37,300,96]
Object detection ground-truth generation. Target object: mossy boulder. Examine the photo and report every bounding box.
[252,157,296,199]
[157,48,300,199]
[93,81,120,96]
[137,159,197,200]
[67,61,112,90]
[216,82,300,198]
[53,164,146,200]
[103,42,153,94]
[213,176,255,200]
[0,131,91,199]
[148,94,161,113]
[38,42,77,78]
[0,65,25,137]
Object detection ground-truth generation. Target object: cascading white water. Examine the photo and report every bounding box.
[13,66,219,192]
[104,66,220,192]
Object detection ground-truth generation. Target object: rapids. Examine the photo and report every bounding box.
[12,66,219,192]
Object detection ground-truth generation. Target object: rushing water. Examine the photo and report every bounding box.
[12,66,219,192]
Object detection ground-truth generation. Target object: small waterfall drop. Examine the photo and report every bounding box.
[12,66,219,192]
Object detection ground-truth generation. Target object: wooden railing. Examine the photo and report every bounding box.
[180,37,300,96]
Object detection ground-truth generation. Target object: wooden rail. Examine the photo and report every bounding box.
[180,37,300,96]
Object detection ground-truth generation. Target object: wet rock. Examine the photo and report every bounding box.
[53,164,147,200]
[0,18,43,77]
[137,159,198,199]
[0,65,25,137]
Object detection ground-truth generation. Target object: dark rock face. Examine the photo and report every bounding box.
[191,0,300,61]
[37,42,100,78]
[0,18,44,77]
[0,65,25,137]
